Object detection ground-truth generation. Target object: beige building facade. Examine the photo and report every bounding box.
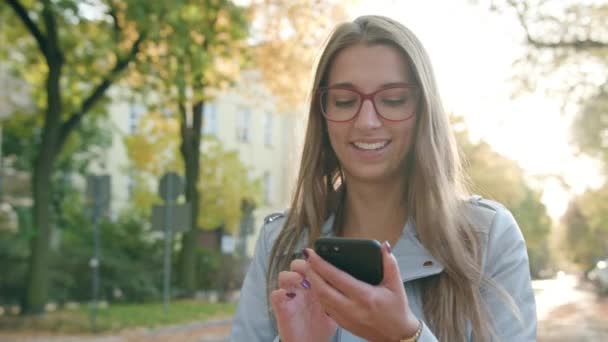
[103,71,305,256]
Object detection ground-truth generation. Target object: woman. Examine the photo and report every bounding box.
[230,15,536,341]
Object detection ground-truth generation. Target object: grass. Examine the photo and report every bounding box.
[0,300,236,334]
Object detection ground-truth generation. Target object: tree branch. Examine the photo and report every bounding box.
[6,0,48,58]
[107,4,122,42]
[507,0,607,51]
[57,33,146,150]
[527,38,607,50]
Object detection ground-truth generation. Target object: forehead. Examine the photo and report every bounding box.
[327,43,413,91]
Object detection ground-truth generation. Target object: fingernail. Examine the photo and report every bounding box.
[302,249,309,260]
[301,279,311,289]
[384,241,392,254]
[286,292,296,299]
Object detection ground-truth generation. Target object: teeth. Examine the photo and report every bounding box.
[353,141,388,150]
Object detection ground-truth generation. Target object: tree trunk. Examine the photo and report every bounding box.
[22,55,62,314]
[177,101,204,295]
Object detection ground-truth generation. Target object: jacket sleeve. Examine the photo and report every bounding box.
[482,207,537,341]
[230,222,281,342]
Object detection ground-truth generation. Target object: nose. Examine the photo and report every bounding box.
[353,98,382,129]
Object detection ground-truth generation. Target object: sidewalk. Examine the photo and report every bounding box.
[537,280,608,341]
[0,319,231,342]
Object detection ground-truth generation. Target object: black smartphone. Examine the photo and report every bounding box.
[314,237,383,285]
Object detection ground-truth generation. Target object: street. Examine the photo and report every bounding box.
[535,275,608,341]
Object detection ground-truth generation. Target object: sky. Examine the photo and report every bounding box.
[347,0,605,219]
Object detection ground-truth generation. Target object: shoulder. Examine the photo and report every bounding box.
[464,196,527,264]
[257,211,288,250]
[464,195,517,236]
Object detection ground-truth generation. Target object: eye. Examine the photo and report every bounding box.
[328,89,359,108]
[334,98,358,107]
[380,97,407,106]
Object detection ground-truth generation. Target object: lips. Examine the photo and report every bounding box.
[351,140,390,151]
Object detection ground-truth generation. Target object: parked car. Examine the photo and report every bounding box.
[588,259,608,295]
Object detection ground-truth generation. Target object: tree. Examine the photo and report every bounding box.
[1,0,168,313]
[562,184,608,270]
[249,0,348,109]
[487,0,608,172]
[454,116,553,276]
[123,112,261,232]
[129,0,348,294]
[127,0,250,295]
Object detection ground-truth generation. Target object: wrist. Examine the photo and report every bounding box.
[395,315,422,342]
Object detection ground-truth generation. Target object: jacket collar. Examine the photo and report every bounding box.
[321,215,444,283]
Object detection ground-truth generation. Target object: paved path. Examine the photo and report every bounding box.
[0,319,231,342]
[535,276,608,341]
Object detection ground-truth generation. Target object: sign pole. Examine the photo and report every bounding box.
[163,176,173,314]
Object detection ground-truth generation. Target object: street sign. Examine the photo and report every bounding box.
[221,235,235,254]
[86,175,111,218]
[159,172,183,202]
[151,203,192,232]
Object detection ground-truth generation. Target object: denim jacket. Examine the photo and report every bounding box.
[230,196,537,341]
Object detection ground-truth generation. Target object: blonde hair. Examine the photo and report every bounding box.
[267,15,499,341]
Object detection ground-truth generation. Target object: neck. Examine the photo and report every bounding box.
[340,176,408,245]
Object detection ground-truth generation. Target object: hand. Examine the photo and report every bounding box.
[305,241,420,341]
[270,259,338,342]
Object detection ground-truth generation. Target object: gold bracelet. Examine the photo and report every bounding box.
[399,319,423,342]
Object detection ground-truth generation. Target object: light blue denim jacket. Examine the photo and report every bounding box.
[230,196,537,341]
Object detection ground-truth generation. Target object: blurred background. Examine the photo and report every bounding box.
[0,0,606,341]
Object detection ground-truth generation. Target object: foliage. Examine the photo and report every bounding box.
[455,116,553,277]
[249,0,348,109]
[562,184,608,270]
[573,83,608,172]
[488,0,608,173]
[123,113,261,232]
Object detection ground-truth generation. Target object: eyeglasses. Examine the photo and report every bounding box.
[318,85,419,122]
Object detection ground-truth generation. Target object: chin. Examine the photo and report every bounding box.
[344,166,398,184]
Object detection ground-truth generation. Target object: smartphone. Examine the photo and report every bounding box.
[314,237,383,285]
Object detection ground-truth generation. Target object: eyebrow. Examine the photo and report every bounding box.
[328,81,414,88]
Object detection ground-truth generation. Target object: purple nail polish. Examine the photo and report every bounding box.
[286,292,296,299]
[302,249,309,260]
[384,241,392,254]
[301,279,311,289]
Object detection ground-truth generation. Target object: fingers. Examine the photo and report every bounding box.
[380,241,404,292]
[290,258,308,276]
[269,288,290,312]
[278,270,304,290]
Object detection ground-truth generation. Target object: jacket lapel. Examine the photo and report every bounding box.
[394,219,444,283]
[321,215,444,282]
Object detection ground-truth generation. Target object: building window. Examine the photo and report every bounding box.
[263,112,273,147]
[202,102,218,136]
[236,108,251,142]
[129,104,146,133]
[263,171,272,205]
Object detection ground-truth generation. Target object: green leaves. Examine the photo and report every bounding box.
[562,184,608,269]
[123,112,261,233]
[455,115,553,276]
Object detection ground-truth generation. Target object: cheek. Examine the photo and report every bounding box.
[326,123,347,151]
[394,121,416,152]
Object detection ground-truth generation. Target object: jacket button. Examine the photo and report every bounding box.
[423,260,434,267]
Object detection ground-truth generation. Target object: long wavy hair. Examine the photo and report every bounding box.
[267,15,507,341]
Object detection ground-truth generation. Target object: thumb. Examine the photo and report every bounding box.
[380,241,403,291]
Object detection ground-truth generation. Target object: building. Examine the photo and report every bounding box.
[99,71,305,256]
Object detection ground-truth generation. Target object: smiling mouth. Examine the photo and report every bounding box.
[351,140,390,151]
